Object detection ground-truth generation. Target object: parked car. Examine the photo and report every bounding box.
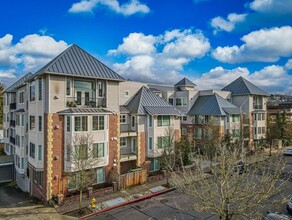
[233,160,248,174]
[284,147,292,156]
[287,197,292,215]
[265,212,291,220]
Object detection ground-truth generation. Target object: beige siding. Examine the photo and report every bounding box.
[119,81,146,105]
[107,81,120,112]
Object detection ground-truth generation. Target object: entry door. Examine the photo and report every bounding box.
[76,91,82,105]
[131,138,137,153]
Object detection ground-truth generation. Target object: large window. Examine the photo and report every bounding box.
[30,82,35,102]
[157,136,170,148]
[92,116,104,131]
[176,98,187,106]
[93,143,105,158]
[74,116,87,131]
[194,128,202,139]
[149,158,160,171]
[157,115,170,127]
[30,142,35,159]
[120,115,127,124]
[30,116,35,130]
[38,79,42,101]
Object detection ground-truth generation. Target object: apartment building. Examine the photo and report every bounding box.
[222,76,269,149]
[3,44,181,201]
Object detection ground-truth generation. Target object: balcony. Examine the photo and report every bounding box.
[120,146,137,162]
[10,136,15,145]
[10,103,16,110]
[10,120,15,127]
[66,97,106,108]
[120,124,137,137]
[253,104,263,110]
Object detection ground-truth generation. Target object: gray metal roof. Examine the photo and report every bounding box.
[29,44,124,81]
[58,108,112,114]
[126,86,181,115]
[222,76,269,96]
[174,77,196,87]
[5,72,33,92]
[147,84,176,92]
[120,106,130,113]
[188,93,240,116]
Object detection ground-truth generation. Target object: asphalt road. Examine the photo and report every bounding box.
[87,155,292,220]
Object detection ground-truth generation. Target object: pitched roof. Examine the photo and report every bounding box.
[188,93,240,115]
[29,44,124,81]
[126,86,181,115]
[174,77,197,87]
[222,76,269,96]
[5,72,33,92]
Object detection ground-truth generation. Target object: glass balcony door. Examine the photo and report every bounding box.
[74,80,95,107]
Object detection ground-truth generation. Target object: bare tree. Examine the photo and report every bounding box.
[66,134,100,211]
[170,145,288,220]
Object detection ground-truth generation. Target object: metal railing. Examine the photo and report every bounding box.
[66,97,106,108]
[253,104,263,110]
[120,124,137,132]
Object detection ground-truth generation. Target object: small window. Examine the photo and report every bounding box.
[38,79,42,101]
[157,136,170,148]
[93,143,105,158]
[131,116,135,127]
[176,98,182,106]
[30,142,35,159]
[30,116,35,130]
[98,81,105,97]
[262,127,266,134]
[233,115,239,122]
[149,115,152,127]
[124,90,129,97]
[168,98,174,105]
[66,79,71,96]
[92,116,105,131]
[30,82,35,102]
[66,116,71,132]
[227,115,230,122]
[74,116,87,131]
[262,113,265,121]
[158,115,170,127]
[38,145,42,160]
[182,127,187,135]
[96,168,105,183]
[38,116,42,132]
[149,137,153,150]
[254,113,257,121]
[258,127,262,134]
[182,116,187,121]
[19,91,24,103]
[120,137,127,147]
[258,114,261,121]
[120,115,127,124]
[149,158,160,171]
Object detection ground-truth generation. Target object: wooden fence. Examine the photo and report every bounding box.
[111,169,147,190]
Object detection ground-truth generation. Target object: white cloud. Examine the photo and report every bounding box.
[108,33,156,55]
[211,13,247,33]
[193,65,292,94]
[285,59,292,70]
[249,0,292,14]
[0,69,16,79]
[109,29,210,83]
[212,26,292,63]
[69,0,150,16]
[0,33,68,72]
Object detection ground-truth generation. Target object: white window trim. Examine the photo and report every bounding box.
[120,114,127,124]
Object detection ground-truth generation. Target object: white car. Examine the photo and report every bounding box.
[284,147,292,156]
[266,212,291,220]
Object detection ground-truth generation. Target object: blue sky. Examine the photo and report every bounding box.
[0,0,292,94]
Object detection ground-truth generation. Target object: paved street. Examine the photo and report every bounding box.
[86,155,292,220]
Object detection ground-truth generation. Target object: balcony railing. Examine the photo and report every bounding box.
[120,124,136,132]
[120,146,137,162]
[66,97,106,108]
[10,120,15,127]
[10,103,16,110]
[10,136,15,145]
[253,104,263,110]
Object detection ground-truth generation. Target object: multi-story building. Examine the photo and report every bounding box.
[222,76,269,149]
[3,44,181,201]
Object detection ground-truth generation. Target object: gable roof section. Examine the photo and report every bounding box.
[222,76,269,96]
[188,93,240,115]
[125,86,181,115]
[30,44,124,81]
[174,77,197,87]
[5,72,33,92]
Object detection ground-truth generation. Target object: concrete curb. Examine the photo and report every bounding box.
[80,187,175,220]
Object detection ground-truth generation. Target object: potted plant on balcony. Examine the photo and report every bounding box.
[67,100,77,108]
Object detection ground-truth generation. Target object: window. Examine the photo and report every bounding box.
[157,115,170,127]
[149,158,160,171]
[175,98,187,106]
[16,114,20,126]
[93,143,105,158]
[92,116,105,131]
[19,91,24,103]
[168,98,174,105]
[132,138,136,152]
[124,90,129,97]
[262,127,266,134]
[181,116,187,122]
[131,116,135,127]
[258,127,262,134]
[204,128,213,140]
[77,144,88,160]
[98,81,105,97]
[66,147,71,161]
[262,113,266,121]
[182,127,187,135]
[74,116,87,131]
[233,129,240,137]
[254,127,257,135]
[149,115,152,127]
[149,137,153,150]
[21,158,24,169]
[205,115,210,123]
[33,170,43,187]
[194,128,202,139]
[30,82,35,102]
[38,145,42,160]
[16,135,20,147]
[21,114,24,126]
[120,137,127,147]
[120,115,127,124]
[96,168,105,183]
[157,136,170,148]
[254,113,257,121]
[66,116,71,132]
[227,116,230,122]
[66,79,71,96]
[30,142,35,159]
[21,136,24,148]
[233,115,239,122]
[38,79,42,101]
[258,114,261,121]
[30,116,35,130]
[38,116,42,132]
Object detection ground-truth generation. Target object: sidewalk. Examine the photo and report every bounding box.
[56,178,168,215]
